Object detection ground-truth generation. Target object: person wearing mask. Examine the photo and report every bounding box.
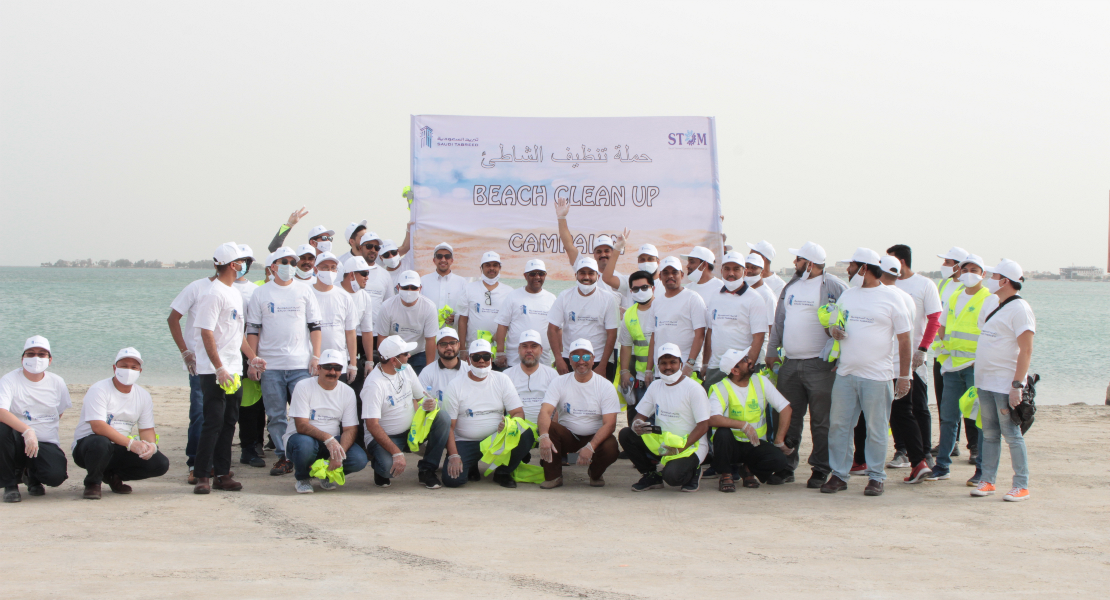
[618,271,657,421]
[457,251,514,364]
[442,339,534,489]
[284,349,368,494]
[707,348,794,491]
[555,198,631,308]
[305,225,335,254]
[340,256,376,396]
[650,257,708,379]
[682,246,724,306]
[821,249,912,497]
[744,253,778,358]
[71,348,170,499]
[336,220,368,264]
[246,246,323,477]
[928,254,989,485]
[375,270,438,374]
[931,246,975,460]
[194,242,263,494]
[504,330,559,426]
[167,270,216,483]
[0,336,71,503]
[357,231,396,322]
[310,252,358,381]
[293,244,317,284]
[267,206,310,253]
[232,244,258,302]
[747,240,786,296]
[378,239,406,289]
[971,260,1034,502]
[232,244,264,468]
[620,343,714,492]
[362,336,449,490]
[703,251,768,389]
[421,242,469,326]
[548,257,619,377]
[767,242,847,489]
[495,260,557,369]
[418,327,471,404]
[537,339,621,489]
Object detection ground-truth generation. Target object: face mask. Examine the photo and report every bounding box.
[399,290,420,303]
[578,282,596,294]
[960,273,982,287]
[397,363,408,372]
[659,371,681,384]
[236,264,248,279]
[276,264,295,282]
[743,274,762,287]
[797,261,811,281]
[638,261,658,274]
[22,356,49,374]
[347,279,360,292]
[470,365,491,378]
[631,289,653,304]
[481,275,500,286]
[316,241,332,253]
[382,256,401,269]
[295,268,314,280]
[940,265,955,279]
[849,272,864,288]
[723,278,744,292]
[316,271,337,286]
[115,367,140,386]
[984,277,1002,294]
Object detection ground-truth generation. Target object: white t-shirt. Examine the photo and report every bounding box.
[754,283,777,356]
[618,303,656,379]
[443,372,522,442]
[835,286,913,381]
[781,276,826,360]
[418,359,470,403]
[169,277,214,357]
[386,267,405,289]
[763,273,786,296]
[886,283,917,371]
[361,365,424,437]
[651,288,707,365]
[685,276,724,307]
[284,377,359,450]
[636,376,714,461]
[246,281,323,370]
[459,281,514,345]
[0,369,71,445]
[548,287,619,358]
[706,286,769,369]
[421,271,469,316]
[194,280,246,376]
[360,266,395,324]
[975,295,1036,394]
[495,287,557,367]
[940,290,979,373]
[374,295,439,347]
[233,279,256,309]
[541,372,621,436]
[311,286,358,360]
[72,377,155,449]
[504,363,559,424]
[895,274,943,348]
[344,287,375,338]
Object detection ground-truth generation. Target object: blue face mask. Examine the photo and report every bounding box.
[236,264,248,279]
[397,363,408,372]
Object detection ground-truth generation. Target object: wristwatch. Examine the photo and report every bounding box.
[1011,380,1024,389]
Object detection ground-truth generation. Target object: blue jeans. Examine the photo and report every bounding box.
[409,351,428,375]
[443,429,535,488]
[937,368,981,473]
[285,433,368,481]
[366,410,451,479]
[828,373,893,482]
[186,374,204,467]
[979,390,1029,489]
[260,368,311,458]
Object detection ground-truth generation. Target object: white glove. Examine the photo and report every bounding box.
[657,445,678,457]
[895,377,911,399]
[1009,386,1023,409]
[216,366,234,386]
[613,228,631,254]
[127,438,149,456]
[21,428,39,458]
[576,442,594,466]
[421,397,436,412]
[740,423,760,446]
[447,454,463,478]
[139,441,158,460]
[775,441,794,456]
[249,356,267,372]
[309,355,320,376]
[631,419,651,435]
[324,436,346,462]
[911,349,927,370]
[539,433,557,463]
[390,452,406,477]
[181,350,197,376]
[829,326,847,341]
[347,364,358,383]
[247,365,262,381]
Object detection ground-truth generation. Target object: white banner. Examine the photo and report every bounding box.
[410,115,722,280]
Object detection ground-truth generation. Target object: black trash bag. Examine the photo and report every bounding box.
[1010,374,1039,434]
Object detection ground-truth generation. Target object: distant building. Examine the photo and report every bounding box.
[1060,266,1102,280]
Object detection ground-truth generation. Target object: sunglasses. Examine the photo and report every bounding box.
[381,250,398,258]
[312,235,333,242]
[362,244,381,251]
[434,253,452,260]
[570,354,593,363]
[400,285,419,291]
[276,258,297,265]
[483,291,492,305]
[353,270,369,277]
[630,284,652,292]
[320,364,343,372]
[470,353,492,362]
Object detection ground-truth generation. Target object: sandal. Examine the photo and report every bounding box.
[743,475,761,488]
[719,473,736,493]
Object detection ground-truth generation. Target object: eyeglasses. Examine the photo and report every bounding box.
[276,258,297,265]
[630,284,652,292]
[434,253,452,260]
[320,364,343,372]
[570,354,593,363]
[483,291,492,305]
[470,353,492,362]
[312,235,333,242]
[437,340,458,347]
[381,250,398,258]
[22,350,49,358]
[353,270,369,277]
[362,244,381,251]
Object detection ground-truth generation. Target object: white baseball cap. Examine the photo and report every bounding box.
[344,220,367,241]
[745,253,764,268]
[213,241,241,266]
[659,256,683,273]
[747,241,776,261]
[987,259,1024,282]
[655,342,682,361]
[524,259,547,274]
[469,339,492,354]
[359,231,382,247]
[594,235,615,249]
[342,256,370,274]
[434,242,454,254]
[681,246,715,264]
[318,349,347,370]
[518,330,543,346]
[574,256,599,273]
[114,347,143,367]
[568,339,594,355]
[842,247,881,267]
[315,251,339,266]
[436,327,459,342]
[960,253,985,270]
[295,244,317,258]
[398,270,421,288]
[307,225,335,239]
[380,239,399,254]
[638,244,659,258]
[937,246,969,262]
[269,246,297,266]
[24,336,51,352]
[237,244,256,261]
[789,242,826,264]
[719,347,750,375]
[378,335,418,360]
[480,251,501,265]
[721,250,746,266]
[879,255,901,276]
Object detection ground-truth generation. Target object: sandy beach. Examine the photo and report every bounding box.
[5,384,1109,598]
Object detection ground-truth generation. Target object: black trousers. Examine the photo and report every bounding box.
[0,424,68,488]
[933,359,978,449]
[710,430,789,481]
[238,400,266,453]
[72,435,169,486]
[195,373,242,477]
[617,427,700,487]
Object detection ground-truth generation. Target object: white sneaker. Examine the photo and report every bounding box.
[886,451,910,469]
[294,479,314,494]
[319,479,338,491]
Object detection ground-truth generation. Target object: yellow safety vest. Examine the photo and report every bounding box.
[944,287,991,369]
[478,416,543,482]
[475,330,496,359]
[932,278,964,357]
[622,306,650,375]
[709,377,768,443]
[817,304,845,362]
[958,386,982,429]
[407,405,440,452]
[640,431,699,466]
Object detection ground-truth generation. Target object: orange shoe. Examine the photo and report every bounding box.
[1003,487,1030,502]
[970,481,995,497]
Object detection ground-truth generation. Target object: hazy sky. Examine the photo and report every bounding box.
[3,1,1108,272]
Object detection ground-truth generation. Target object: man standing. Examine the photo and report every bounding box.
[340,255,376,390]
[495,259,556,369]
[618,271,657,420]
[246,246,323,477]
[310,252,358,379]
[537,339,621,489]
[378,239,406,289]
[357,231,397,322]
[972,260,1035,502]
[650,257,707,379]
[418,327,471,403]
[375,270,438,374]
[682,246,724,305]
[821,249,912,497]
[504,330,559,425]
[548,257,619,377]
[337,220,367,264]
[747,240,786,296]
[457,251,513,363]
[555,198,630,308]
[767,242,847,488]
[0,336,71,503]
[167,271,215,483]
[744,253,778,354]
[931,246,974,458]
[703,251,768,389]
[293,244,317,284]
[284,349,368,494]
[421,242,469,326]
[305,225,335,254]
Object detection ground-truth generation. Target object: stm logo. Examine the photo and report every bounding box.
[419,126,433,148]
[668,130,707,146]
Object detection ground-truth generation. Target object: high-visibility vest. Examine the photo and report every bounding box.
[959,386,983,429]
[478,416,543,483]
[932,278,964,358]
[944,287,991,369]
[709,376,769,443]
[622,306,650,375]
[475,329,496,359]
[407,405,440,452]
[640,431,699,466]
[817,304,845,362]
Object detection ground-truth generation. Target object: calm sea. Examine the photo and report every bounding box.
[1,266,1105,405]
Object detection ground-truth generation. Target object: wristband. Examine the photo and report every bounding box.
[391,452,403,458]
[897,375,912,380]
[448,454,461,460]
[539,433,550,440]
[127,439,134,451]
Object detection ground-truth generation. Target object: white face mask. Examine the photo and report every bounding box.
[382,255,401,269]
[723,278,744,292]
[638,261,658,274]
[578,282,596,294]
[295,268,314,280]
[940,265,955,279]
[276,264,295,282]
[399,289,421,303]
[347,279,360,292]
[316,241,332,253]
[984,277,1002,294]
[470,365,491,378]
[849,272,864,288]
[743,274,762,287]
[659,370,681,384]
[631,289,653,304]
[797,262,812,282]
[316,271,337,286]
[115,367,140,386]
[22,356,49,375]
[481,275,500,286]
[960,273,983,287]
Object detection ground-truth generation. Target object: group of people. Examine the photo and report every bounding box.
[0,201,1036,503]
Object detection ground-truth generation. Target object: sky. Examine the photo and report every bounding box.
[2,1,1108,273]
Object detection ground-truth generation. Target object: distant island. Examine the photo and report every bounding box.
[41,259,210,269]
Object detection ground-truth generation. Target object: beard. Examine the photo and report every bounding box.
[521,355,538,368]
[440,349,458,360]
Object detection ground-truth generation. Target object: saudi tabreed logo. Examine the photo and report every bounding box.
[563,402,572,414]
[267,302,275,313]
[569,311,576,322]
[393,323,400,333]
[475,302,481,313]
[419,126,433,148]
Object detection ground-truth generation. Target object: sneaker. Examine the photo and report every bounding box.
[849,462,868,476]
[950,446,960,457]
[467,464,481,482]
[319,479,339,491]
[1003,487,1030,502]
[820,475,848,494]
[887,451,910,469]
[968,448,979,465]
[925,469,950,481]
[702,465,719,479]
[903,461,932,484]
[240,452,266,468]
[631,472,664,492]
[924,454,936,469]
[681,467,702,492]
[295,479,314,494]
[970,481,996,497]
[806,470,827,489]
[966,469,982,487]
[3,486,20,503]
[418,470,442,489]
[22,470,44,497]
[269,458,293,476]
[374,473,391,488]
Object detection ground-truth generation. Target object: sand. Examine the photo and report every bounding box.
[5,384,1110,598]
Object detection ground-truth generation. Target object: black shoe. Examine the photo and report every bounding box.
[701,465,719,479]
[264,438,276,450]
[806,470,827,489]
[768,472,789,485]
[494,471,517,488]
[240,452,266,468]
[618,450,628,460]
[681,467,702,492]
[631,471,664,492]
[467,464,481,482]
[418,470,442,489]
[3,486,20,503]
[864,479,884,496]
[374,473,391,488]
[22,469,44,497]
[254,442,266,458]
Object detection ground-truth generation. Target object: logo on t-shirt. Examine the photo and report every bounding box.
[387,395,395,406]
[267,302,276,313]
[570,311,576,322]
[521,305,528,315]
[393,323,400,333]
[231,309,239,321]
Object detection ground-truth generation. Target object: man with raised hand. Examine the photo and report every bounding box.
[650,256,707,380]
[537,339,620,489]
[555,197,631,308]
[418,327,471,404]
[547,256,620,378]
[682,246,724,306]
[703,251,768,390]
[747,240,786,296]
[376,270,438,374]
[457,251,514,365]
[357,231,397,323]
[310,252,358,382]
[421,242,469,326]
[267,206,310,253]
[504,330,559,426]
[495,259,557,369]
